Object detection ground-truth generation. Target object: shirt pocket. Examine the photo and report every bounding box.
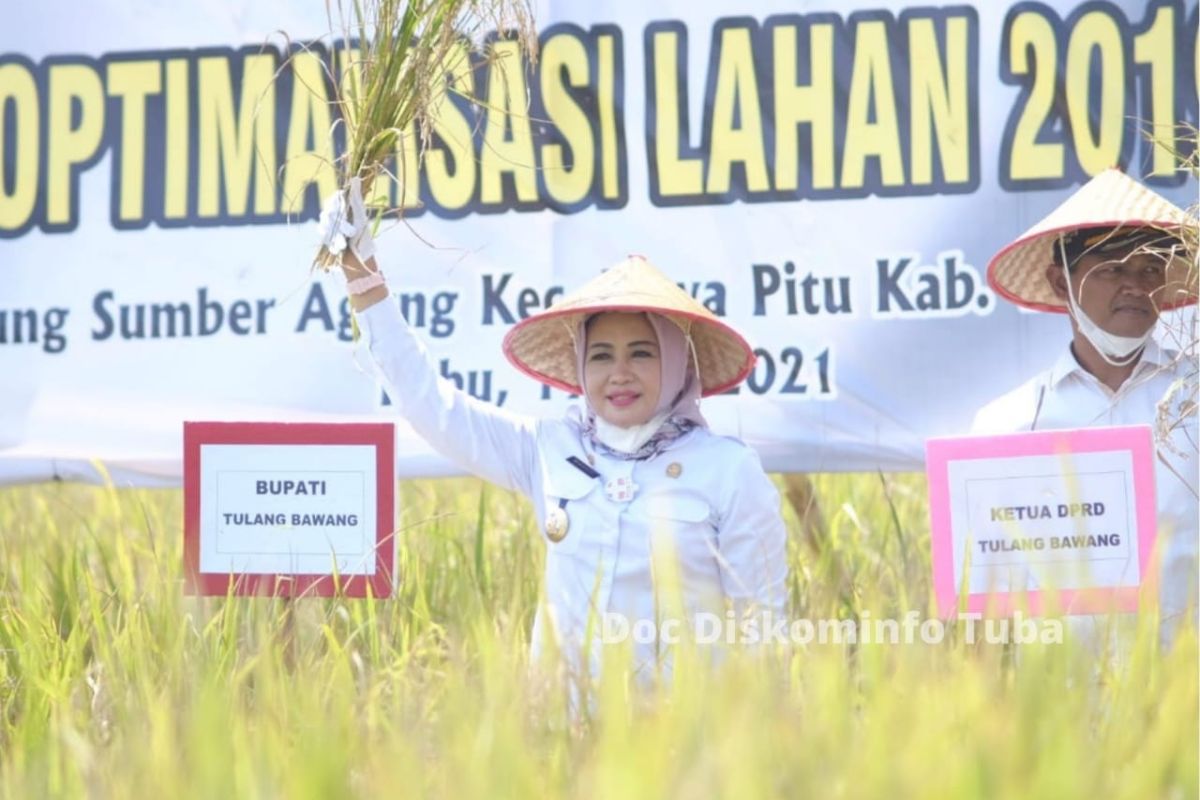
[644,495,716,557]
[540,468,599,556]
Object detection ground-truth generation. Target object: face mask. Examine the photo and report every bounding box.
[593,410,672,454]
[1059,237,1153,367]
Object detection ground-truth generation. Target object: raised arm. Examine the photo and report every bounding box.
[342,251,539,497]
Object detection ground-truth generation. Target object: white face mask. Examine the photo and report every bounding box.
[593,410,672,454]
[1059,237,1154,367]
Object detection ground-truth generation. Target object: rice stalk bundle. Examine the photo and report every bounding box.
[313,0,537,270]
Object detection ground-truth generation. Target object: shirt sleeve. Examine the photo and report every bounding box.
[713,445,789,617]
[356,298,538,497]
[971,379,1039,435]
[969,404,1000,435]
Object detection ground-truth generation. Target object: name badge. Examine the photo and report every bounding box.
[604,476,638,503]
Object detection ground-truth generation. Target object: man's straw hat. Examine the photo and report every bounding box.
[986,167,1196,312]
[502,255,755,396]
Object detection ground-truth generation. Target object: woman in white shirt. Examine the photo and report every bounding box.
[321,186,788,681]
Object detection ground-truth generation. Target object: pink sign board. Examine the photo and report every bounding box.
[925,425,1157,617]
[184,422,395,598]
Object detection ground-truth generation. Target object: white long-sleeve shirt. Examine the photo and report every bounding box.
[973,340,1198,640]
[357,299,788,676]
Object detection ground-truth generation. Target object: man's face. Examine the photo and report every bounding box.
[1047,248,1167,338]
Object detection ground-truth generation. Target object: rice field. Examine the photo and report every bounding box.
[0,473,1194,798]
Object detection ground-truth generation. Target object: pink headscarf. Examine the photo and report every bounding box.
[575,312,708,428]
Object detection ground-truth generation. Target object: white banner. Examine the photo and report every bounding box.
[2,0,1196,485]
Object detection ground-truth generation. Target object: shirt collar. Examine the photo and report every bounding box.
[1136,338,1171,368]
[1048,338,1170,388]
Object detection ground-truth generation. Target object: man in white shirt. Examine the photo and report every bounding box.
[975,168,1197,647]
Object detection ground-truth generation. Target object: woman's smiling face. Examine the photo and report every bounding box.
[583,312,662,427]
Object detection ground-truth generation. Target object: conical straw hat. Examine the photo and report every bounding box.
[987,168,1196,312]
[502,255,755,396]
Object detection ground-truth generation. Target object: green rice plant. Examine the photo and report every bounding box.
[0,475,1194,798]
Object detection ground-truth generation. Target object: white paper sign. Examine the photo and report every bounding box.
[200,444,377,575]
[948,451,1136,595]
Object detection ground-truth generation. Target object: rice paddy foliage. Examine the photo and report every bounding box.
[0,474,1194,798]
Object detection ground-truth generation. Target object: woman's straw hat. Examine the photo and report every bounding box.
[502,255,755,396]
[986,167,1196,312]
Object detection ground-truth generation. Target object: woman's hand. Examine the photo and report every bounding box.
[318,177,389,311]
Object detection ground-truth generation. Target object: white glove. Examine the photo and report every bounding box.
[317,176,376,263]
